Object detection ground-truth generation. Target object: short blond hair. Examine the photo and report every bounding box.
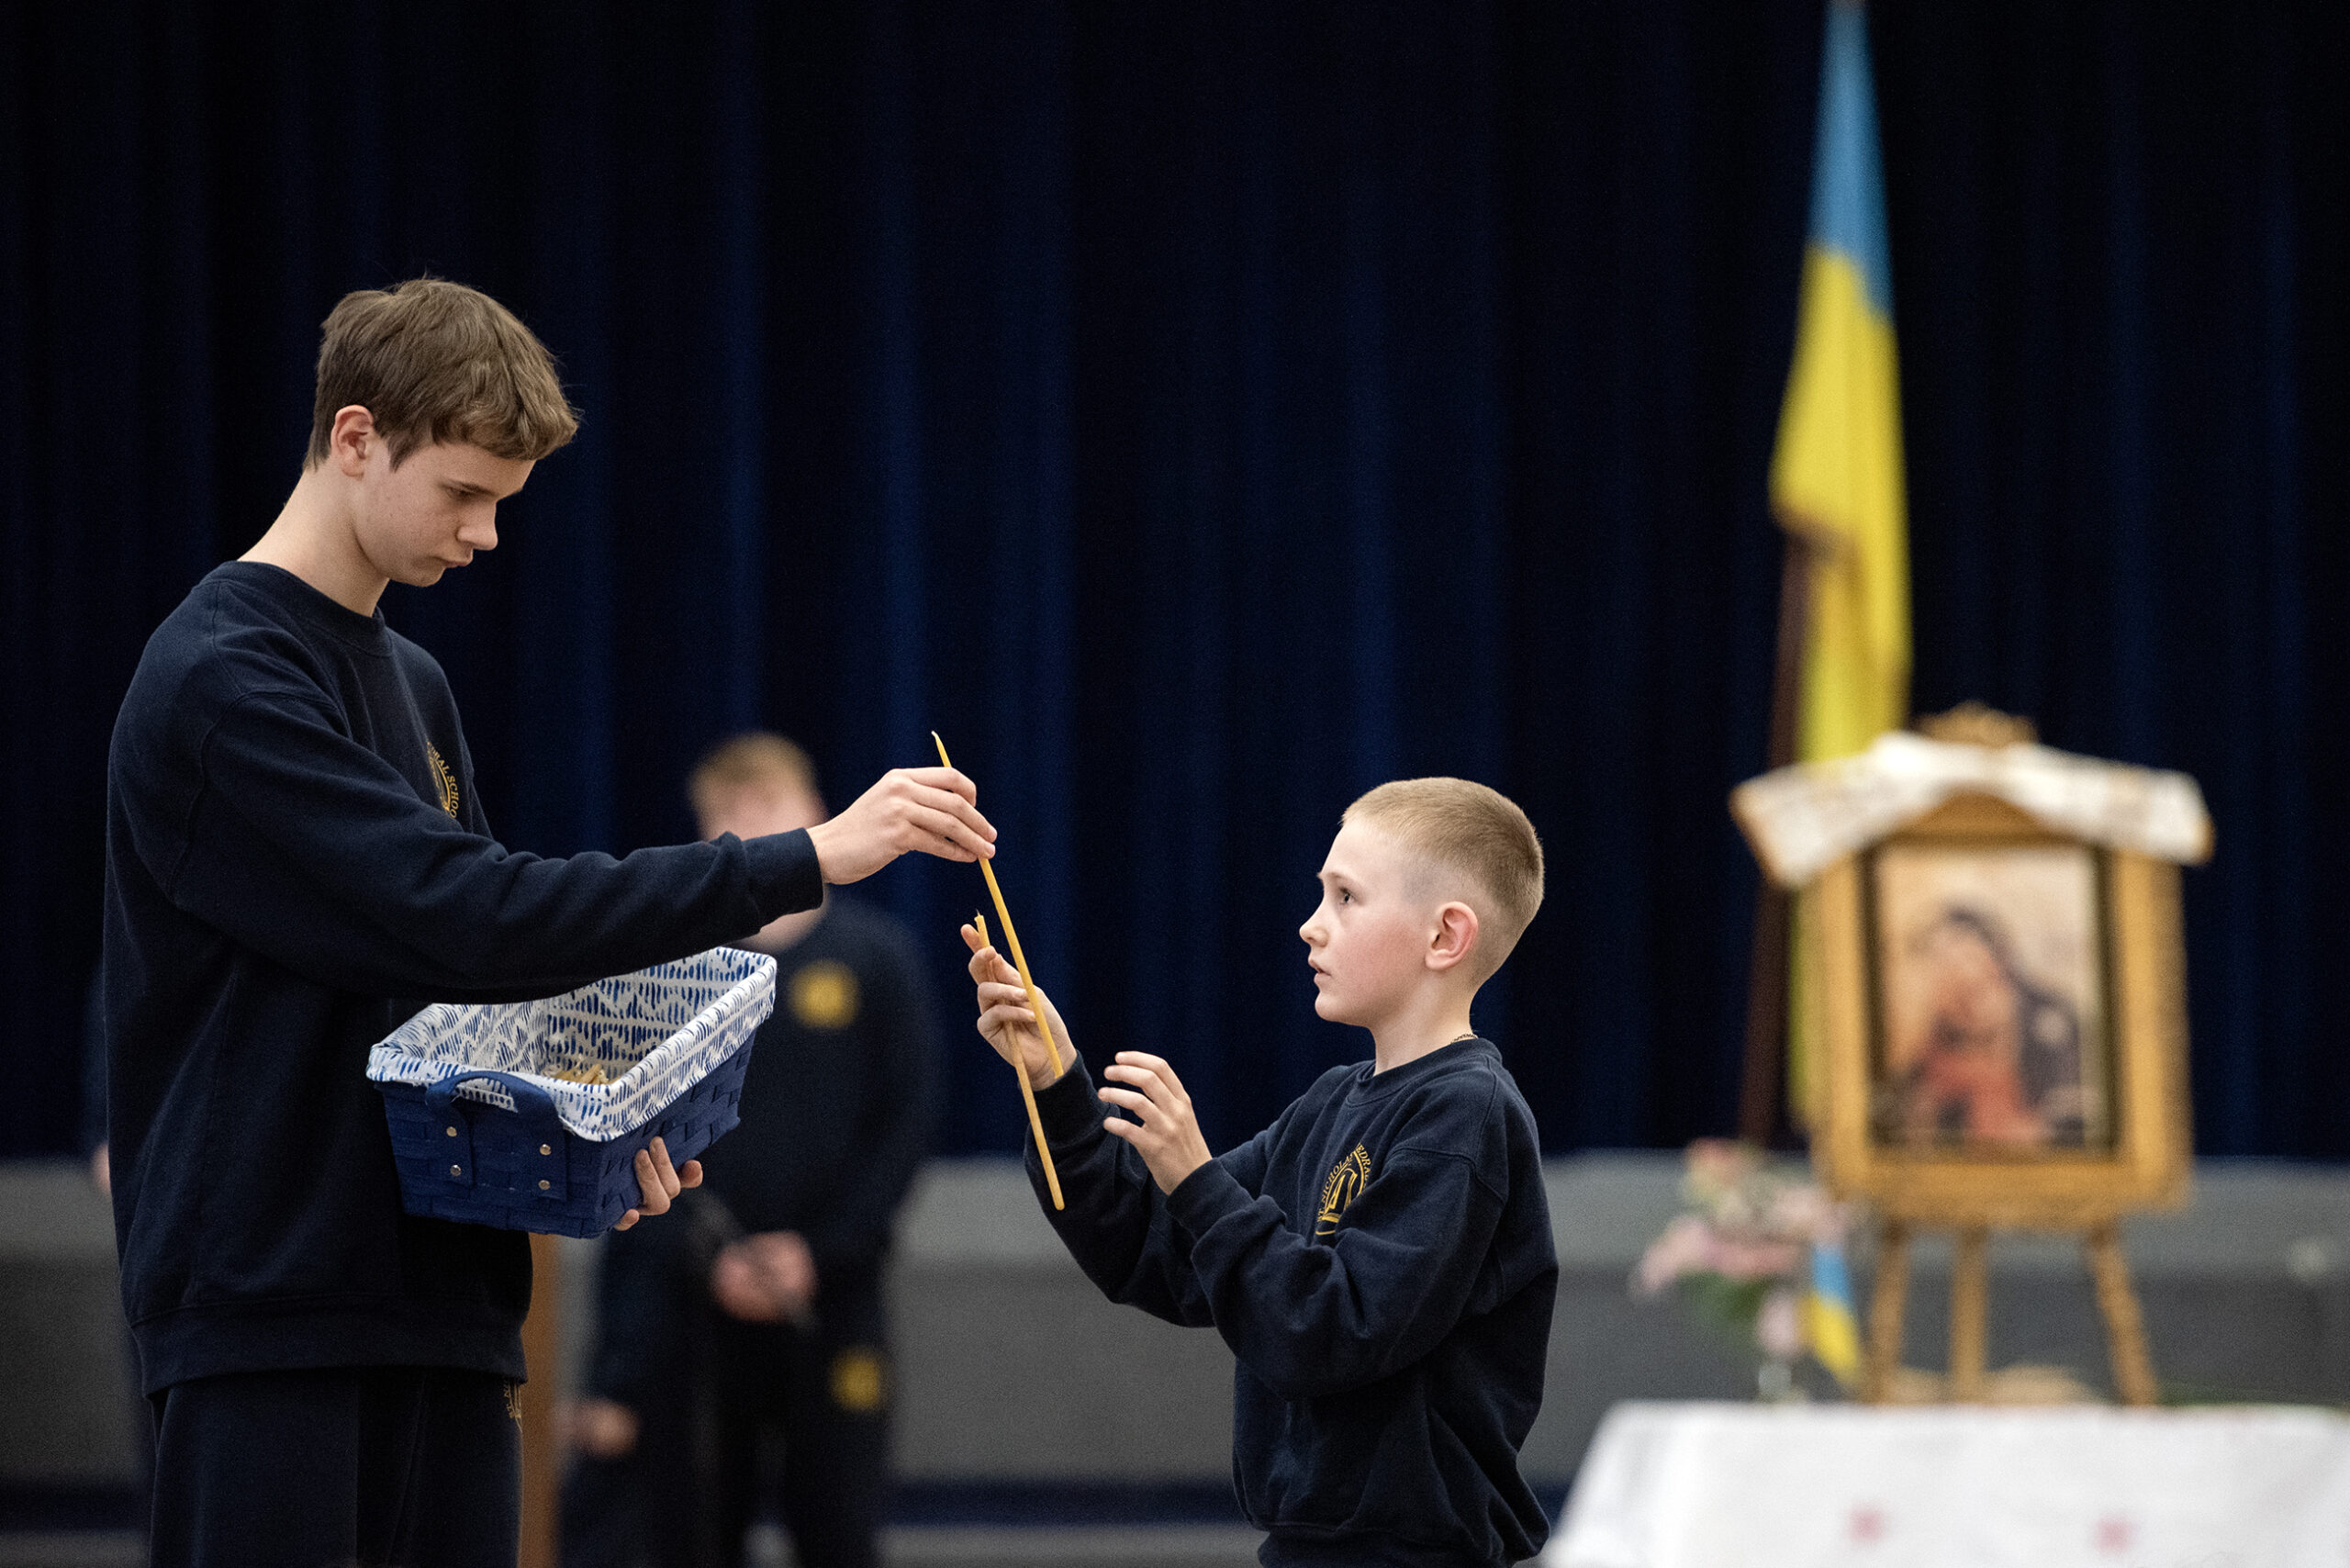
[688,733,818,819]
[308,277,579,468]
[1344,778,1545,978]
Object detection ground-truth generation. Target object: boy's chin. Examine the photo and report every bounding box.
[1311,992,1359,1025]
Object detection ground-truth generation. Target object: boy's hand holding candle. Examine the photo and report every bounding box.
[962,929,1074,1090]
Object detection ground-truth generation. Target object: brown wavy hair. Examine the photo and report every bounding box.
[307,277,579,468]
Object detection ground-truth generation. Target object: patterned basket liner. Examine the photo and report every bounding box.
[366,947,778,1141]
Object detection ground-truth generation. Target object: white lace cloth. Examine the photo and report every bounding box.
[1730,732,2212,889]
[1548,1401,2350,1568]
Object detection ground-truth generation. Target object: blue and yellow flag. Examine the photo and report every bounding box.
[1807,1237,1864,1388]
[1777,0,1911,1128]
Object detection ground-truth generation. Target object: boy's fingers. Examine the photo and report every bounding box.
[1097,1085,1158,1121]
[1116,1053,1192,1108]
[1116,1051,1184,1091]
[633,1139,684,1215]
[911,774,997,838]
[967,942,1020,991]
[902,765,980,806]
[614,1210,639,1230]
[678,1159,703,1191]
[901,776,995,837]
[1105,1061,1180,1114]
[964,940,1018,984]
[906,803,992,861]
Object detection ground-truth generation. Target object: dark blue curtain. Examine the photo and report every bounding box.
[1876,2,2350,1159]
[4,2,2343,1161]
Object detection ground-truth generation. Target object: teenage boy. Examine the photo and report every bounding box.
[962,778,1558,1567]
[104,277,995,1566]
[569,733,937,1568]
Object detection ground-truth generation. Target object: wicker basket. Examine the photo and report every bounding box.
[366,947,776,1237]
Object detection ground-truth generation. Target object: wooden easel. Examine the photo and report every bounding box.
[1863,1217,2157,1406]
[1793,781,2194,1411]
[1731,704,2203,1411]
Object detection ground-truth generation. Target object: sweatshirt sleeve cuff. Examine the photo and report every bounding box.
[1165,1157,1251,1238]
[1031,1054,1099,1145]
[743,828,824,921]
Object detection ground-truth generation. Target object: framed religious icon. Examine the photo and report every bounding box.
[1809,790,2192,1230]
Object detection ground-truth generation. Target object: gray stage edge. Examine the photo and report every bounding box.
[6,1153,2349,1500]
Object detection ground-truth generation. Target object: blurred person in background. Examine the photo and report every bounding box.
[566,734,939,1568]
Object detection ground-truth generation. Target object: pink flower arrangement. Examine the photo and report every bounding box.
[1634,1213,1805,1294]
[1633,1140,1854,1372]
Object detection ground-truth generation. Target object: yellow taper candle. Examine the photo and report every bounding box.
[978,913,1062,1210]
[931,732,1062,1080]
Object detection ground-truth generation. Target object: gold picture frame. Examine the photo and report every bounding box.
[1810,792,2191,1230]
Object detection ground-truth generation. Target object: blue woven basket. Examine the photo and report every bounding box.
[367,948,777,1238]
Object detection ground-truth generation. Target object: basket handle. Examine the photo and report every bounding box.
[425,1070,561,1124]
[420,1070,572,1203]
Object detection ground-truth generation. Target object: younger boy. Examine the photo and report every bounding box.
[962,778,1558,1566]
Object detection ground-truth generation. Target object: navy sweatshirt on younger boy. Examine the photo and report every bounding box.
[104,563,822,1394]
[1028,1038,1558,1567]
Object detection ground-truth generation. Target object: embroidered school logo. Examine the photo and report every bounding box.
[503,1381,522,1423]
[426,743,460,818]
[830,1347,888,1414]
[789,960,860,1029]
[1315,1144,1373,1238]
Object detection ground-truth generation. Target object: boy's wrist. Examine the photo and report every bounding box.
[744,828,823,919]
[1163,1156,1243,1234]
[1030,1053,1097,1139]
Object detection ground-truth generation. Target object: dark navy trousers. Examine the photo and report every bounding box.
[148,1365,520,1568]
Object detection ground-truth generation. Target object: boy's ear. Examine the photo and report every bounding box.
[1427,902,1481,974]
[329,405,379,476]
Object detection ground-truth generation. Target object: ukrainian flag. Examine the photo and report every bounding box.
[1774,0,1909,760]
[1778,0,1911,1138]
[1807,1237,1864,1389]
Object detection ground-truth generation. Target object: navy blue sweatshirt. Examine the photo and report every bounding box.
[103,563,822,1394]
[1029,1039,1557,1567]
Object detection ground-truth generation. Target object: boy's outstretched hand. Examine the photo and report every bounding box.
[809,767,997,884]
[1097,1053,1212,1196]
[962,924,1074,1090]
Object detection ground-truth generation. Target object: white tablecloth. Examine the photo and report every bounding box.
[1548,1401,2350,1568]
